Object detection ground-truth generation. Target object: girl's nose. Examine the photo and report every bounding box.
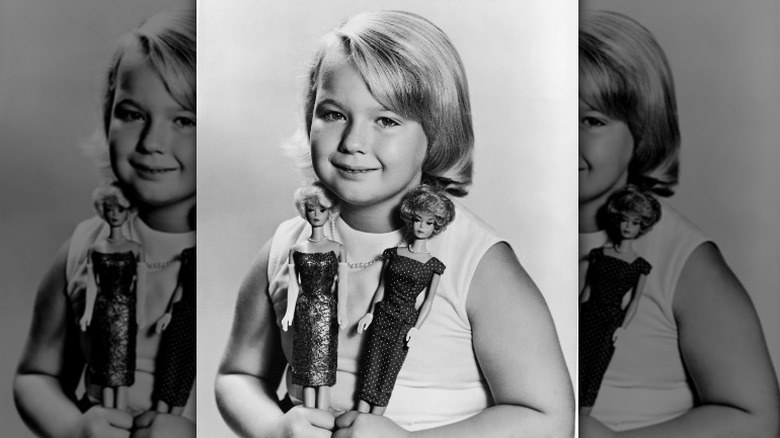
[338,120,368,154]
[137,120,169,154]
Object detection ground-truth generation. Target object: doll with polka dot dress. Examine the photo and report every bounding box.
[579,185,660,416]
[356,184,454,415]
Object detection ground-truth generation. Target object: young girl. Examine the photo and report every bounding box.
[282,180,347,410]
[14,10,196,438]
[356,184,453,415]
[216,10,573,437]
[579,185,660,416]
[579,10,779,436]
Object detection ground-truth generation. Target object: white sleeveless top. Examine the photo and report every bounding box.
[579,201,708,431]
[65,215,196,418]
[267,201,502,431]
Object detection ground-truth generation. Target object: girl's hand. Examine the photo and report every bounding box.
[155,313,172,334]
[269,405,336,438]
[579,415,617,438]
[333,411,410,438]
[405,327,419,347]
[72,405,134,438]
[131,411,194,438]
[79,313,92,332]
[281,313,294,332]
[356,313,373,333]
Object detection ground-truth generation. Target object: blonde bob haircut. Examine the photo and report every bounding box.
[293,180,339,219]
[399,184,455,237]
[85,10,196,178]
[92,182,133,220]
[297,10,474,197]
[580,11,680,196]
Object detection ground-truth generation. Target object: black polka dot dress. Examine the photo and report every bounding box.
[358,248,446,407]
[153,247,196,408]
[579,247,651,408]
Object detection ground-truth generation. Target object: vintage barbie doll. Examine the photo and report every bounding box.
[579,10,779,436]
[153,246,196,415]
[14,10,196,438]
[579,185,659,416]
[355,184,453,415]
[216,10,572,437]
[80,183,146,411]
[281,180,348,410]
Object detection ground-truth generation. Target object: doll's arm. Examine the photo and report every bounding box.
[281,249,299,332]
[406,273,441,345]
[80,250,98,331]
[135,248,148,328]
[215,240,335,437]
[579,283,592,304]
[592,243,780,438]
[156,280,181,334]
[620,274,646,328]
[357,259,387,333]
[337,246,348,328]
[15,240,134,438]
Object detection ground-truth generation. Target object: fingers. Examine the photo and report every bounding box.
[335,410,361,429]
[132,410,157,429]
[300,406,337,430]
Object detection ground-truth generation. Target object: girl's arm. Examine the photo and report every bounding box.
[357,259,387,333]
[281,248,299,332]
[337,245,348,327]
[406,273,441,345]
[215,240,335,438]
[80,249,97,331]
[14,240,134,438]
[586,243,780,438]
[337,242,574,437]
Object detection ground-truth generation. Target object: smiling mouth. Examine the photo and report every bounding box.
[132,163,178,174]
[333,163,377,174]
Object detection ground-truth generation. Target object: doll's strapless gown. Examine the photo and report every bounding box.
[358,248,446,407]
[579,247,652,407]
[153,247,196,407]
[291,251,339,387]
[89,250,137,387]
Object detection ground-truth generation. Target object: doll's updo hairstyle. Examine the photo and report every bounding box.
[604,185,661,241]
[92,182,133,220]
[300,10,474,196]
[399,185,455,237]
[580,11,680,196]
[294,180,339,219]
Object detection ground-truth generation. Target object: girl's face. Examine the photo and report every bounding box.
[309,48,428,212]
[619,212,642,240]
[304,202,329,228]
[579,98,634,208]
[108,48,196,214]
[103,199,129,227]
[411,212,436,240]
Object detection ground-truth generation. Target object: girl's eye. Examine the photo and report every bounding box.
[175,116,196,128]
[377,117,399,128]
[322,111,345,122]
[581,116,606,128]
[115,107,144,122]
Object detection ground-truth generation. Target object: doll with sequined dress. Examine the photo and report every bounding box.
[579,185,661,416]
[356,185,455,415]
[79,183,147,410]
[281,181,348,410]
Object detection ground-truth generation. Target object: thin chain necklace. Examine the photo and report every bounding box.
[144,254,181,270]
[329,217,404,269]
[407,243,431,255]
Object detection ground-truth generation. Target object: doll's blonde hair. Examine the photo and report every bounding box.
[92,182,133,220]
[399,185,455,236]
[291,10,474,197]
[604,185,661,240]
[83,10,195,180]
[580,11,680,196]
[293,180,339,219]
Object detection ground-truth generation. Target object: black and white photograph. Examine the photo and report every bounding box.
[198,0,577,436]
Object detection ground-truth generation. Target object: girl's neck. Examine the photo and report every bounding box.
[580,183,627,233]
[137,199,195,233]
[339,203,404,234]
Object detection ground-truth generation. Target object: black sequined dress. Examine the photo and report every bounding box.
[154,247,196,407]
[579,247,652,407]
[291,250,339,387]
[88,250,138,387]
[358,248,446,407]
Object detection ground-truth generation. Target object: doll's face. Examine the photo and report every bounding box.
[103,199,129,227]
[579,98,634,209]
[411,212,436,240]
[108,48,196,215]
[619,213,642,240]
[309,47,427,212]
[304,202,330,227]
